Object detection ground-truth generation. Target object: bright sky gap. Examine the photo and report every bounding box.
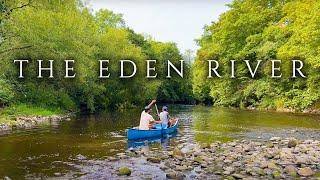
[90,0,232,53]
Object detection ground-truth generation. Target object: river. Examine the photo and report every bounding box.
[0,105,319,179]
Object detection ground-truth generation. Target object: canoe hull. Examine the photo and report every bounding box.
[127,120,179,140]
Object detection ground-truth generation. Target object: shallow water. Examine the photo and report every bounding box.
[0,105,319,179]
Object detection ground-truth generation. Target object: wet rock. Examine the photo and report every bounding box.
[272,170,281,179]
[226,176,236,180]
[259,161,268,169]
[175,165,188,171]
[117,153,128,159]
[166,171,176,179]
[173,147,184,157]
[118,166,131,176]
[203,166,215,174]
[193,156,204,164]
[180,144,194,154]
[264,168,272,175]
[53,172,62,176]
[224,166,235,174]
[0,124,12,131]
[147,157,161,163]
[270,137,281,141]
[76,154,87,160]
[266,142,274,148]
[267,162,279,170]
[232,161,242,167]
[2,114,71,133]
[297,167,314,177]
[251,167,265,176]
[200,162,208,168]
[295,156,308,165]
[126,151,137,157]
[96,138,320,179]
[288,138,298,148]
[3,176,11,180]
[194,167,203,173]
[201,143,210,149]
[107,156,118,161]
[232,173,245,179]
[160,164,169,171]
[166,170,185,180]
[284,165,297,177]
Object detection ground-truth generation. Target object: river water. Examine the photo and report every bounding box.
[0,105,320,179]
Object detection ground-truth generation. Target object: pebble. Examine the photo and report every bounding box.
[117,166,131,176]
[297,167,315,177]
[53,172,62,176]
[284,165,297,176]
[109,137,320,179]
[232,173,245,179]
[146,157,161,163]
[288,138,298,148]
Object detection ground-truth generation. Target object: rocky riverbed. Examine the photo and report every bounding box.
[0,115,71,133]
[77,137,320,179]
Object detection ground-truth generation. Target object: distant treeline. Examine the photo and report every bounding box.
[0,0,194,112]
[2,0,319,113]
[193,0,320,111]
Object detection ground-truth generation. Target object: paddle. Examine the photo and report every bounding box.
[155,103,160,116]
[155,103,164,130]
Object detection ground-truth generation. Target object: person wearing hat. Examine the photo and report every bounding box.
[139,100,161,130]
[159,106,177,128]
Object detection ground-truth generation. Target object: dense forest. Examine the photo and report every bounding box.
[0,0,193,114]
[193,0,320,111]
[1,0,320,118]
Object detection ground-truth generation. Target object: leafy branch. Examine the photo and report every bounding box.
[0,45,32,55]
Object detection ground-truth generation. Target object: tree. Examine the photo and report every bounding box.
[193,0,320,111]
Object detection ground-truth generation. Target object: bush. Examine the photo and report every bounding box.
[19,83,76,111]
[0,79,15,106]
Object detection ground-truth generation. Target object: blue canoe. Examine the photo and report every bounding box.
[127,119,179,140]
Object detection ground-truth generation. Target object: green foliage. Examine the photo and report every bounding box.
[1,103,63,117]
[95,9,125,30]
[0,0,194,113]
[0,78,15,106]
[193,0,320,111]
[18,83,76,111]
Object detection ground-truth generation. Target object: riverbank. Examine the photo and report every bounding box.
[243,105,320,115]
[0,104,71,133]
[83,138,320,179]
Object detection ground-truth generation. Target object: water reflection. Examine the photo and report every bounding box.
[0,105,320,179]
[127,132,177,149]
[191,106,320,143]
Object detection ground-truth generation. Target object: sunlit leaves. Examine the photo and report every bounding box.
[193,0,320,110]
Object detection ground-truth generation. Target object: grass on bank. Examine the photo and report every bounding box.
[0,104,64,124]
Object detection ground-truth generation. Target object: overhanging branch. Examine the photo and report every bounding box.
[0,45,32,55]
[4,0,32,17]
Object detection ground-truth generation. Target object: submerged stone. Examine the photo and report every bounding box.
[147,157,161,163]
[118,166,131,176]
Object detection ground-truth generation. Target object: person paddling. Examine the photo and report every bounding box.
[159,106,177,128]
[139,100,161,130]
